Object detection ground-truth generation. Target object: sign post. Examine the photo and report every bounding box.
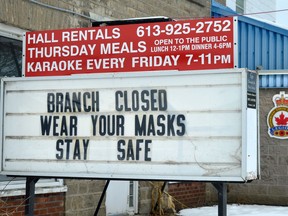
[213,182,228,216]
[25,177,39,216]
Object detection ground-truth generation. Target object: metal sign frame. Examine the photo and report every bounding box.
[0,69,258,182]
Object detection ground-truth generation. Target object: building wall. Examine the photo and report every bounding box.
[0,0,214,215]
[206,88,288,206]
[65,180,106,216]
[209,0,288,208]
[168,182,206,211]
[216,0,226,6]
[0,0,212,31]
[138,181,153,214]
[0,193,65,216]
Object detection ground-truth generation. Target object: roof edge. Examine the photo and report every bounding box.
[212,0,288,35]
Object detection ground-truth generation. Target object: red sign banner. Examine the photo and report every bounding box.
[23,17,236,77]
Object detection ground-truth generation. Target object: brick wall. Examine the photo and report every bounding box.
[65,180,106,216]
[216,0,226,6]
[0,193,65,216]
[206,89,288,206]
[0,0,212,31]
[138,181,153,214]
[168,182,206,211]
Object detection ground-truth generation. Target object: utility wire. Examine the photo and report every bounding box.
[240,8,288,16]
[29,0,96,21]
[29,0,288,22]
[175,8,288,20]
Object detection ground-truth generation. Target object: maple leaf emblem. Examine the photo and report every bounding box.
[275,112,288,125]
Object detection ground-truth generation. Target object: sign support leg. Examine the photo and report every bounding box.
[94,180,110,216]
[25,177,40,216]
[212,182,227,216]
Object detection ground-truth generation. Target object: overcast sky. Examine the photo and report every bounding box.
[276,0,288,28]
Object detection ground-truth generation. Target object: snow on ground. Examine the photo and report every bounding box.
[178,204,288,216]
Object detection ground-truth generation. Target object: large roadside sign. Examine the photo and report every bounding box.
[22,17,237,77]
[0,69,258,181]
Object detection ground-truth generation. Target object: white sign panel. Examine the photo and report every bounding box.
[0,69,258,181]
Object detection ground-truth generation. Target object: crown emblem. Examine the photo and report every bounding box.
[274,92,288,106]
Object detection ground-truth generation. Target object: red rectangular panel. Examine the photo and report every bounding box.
[23,17,235,77]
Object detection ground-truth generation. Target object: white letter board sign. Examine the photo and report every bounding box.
[0,69,259,182]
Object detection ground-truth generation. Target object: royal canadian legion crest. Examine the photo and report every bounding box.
[267,91,288,139]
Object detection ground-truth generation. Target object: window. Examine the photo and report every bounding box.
[0,23,67,197]
[128,181,138,213]
[128,181,134,207]
[236,0,245,14]
[0,36,22,77]
[0,177,66,197]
